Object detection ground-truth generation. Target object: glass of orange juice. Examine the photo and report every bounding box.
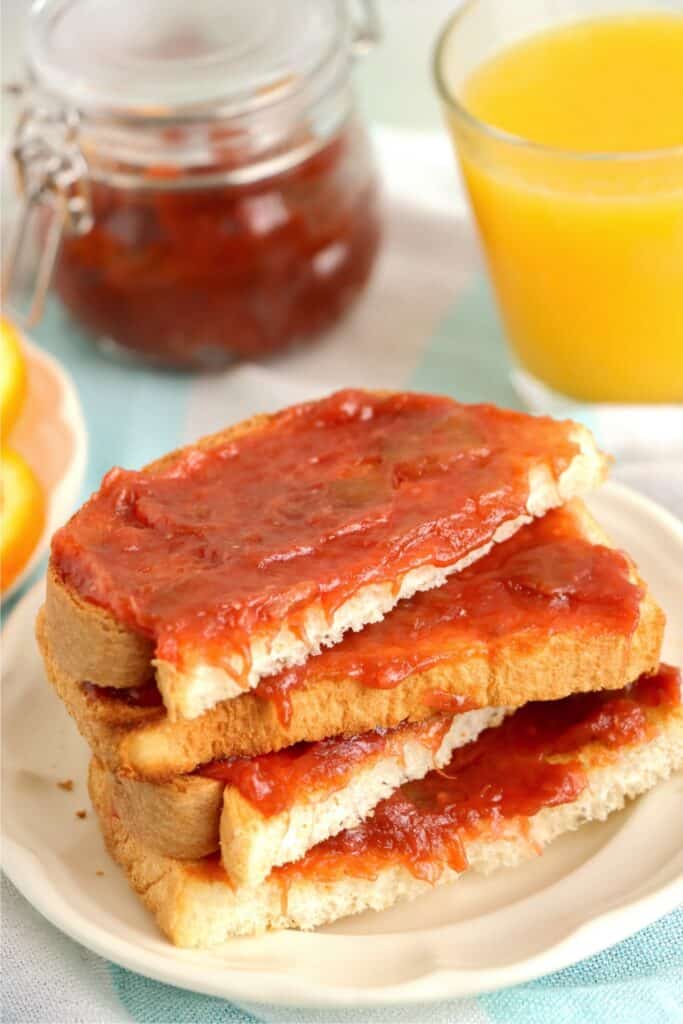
[434,0,683,404]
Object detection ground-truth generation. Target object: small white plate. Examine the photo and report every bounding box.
[2,482,682,1008]
[3,335,87,602]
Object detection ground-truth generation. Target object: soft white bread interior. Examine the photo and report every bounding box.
[108,706,507,876]
[89,703,683,947]
[45,417,608,722]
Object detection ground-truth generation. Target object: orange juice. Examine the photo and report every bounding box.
[446,14,683,402]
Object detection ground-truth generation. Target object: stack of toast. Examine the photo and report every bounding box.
[37,390,682,947]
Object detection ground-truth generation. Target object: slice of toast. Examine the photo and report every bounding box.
[45,391,608,721]
[88,697,683,946]
[37,501,665,780]
[103,706,508,880]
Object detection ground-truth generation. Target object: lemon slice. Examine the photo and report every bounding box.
[1,448,46,593]
[0,318,28,442]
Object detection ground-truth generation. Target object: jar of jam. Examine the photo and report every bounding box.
[5,0,381,368]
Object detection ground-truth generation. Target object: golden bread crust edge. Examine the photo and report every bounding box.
[108,771,223,861]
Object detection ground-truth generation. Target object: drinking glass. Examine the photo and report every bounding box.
[434,0,683,404]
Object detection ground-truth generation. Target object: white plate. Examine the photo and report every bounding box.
[2,482,682,1008]
[2,334,87,602]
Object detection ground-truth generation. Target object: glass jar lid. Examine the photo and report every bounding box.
[27,0,360,121]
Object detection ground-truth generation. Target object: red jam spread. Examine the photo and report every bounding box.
[272,665,680,886]
[52,391,582,680]
[53,125,380,368]
[253,502,640,725]
[198,716,453,817]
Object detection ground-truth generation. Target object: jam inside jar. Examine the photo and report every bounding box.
[11,0,382,368]
[54,119,380,368]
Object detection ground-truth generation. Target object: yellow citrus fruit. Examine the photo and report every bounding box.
[1,447,46,592]
[0,318,28,442]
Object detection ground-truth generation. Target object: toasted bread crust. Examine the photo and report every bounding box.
[109,772,223,861]
[37,579,664,779]
[45,565,154,688]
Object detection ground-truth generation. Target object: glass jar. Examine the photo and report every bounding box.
[6,0,381,369]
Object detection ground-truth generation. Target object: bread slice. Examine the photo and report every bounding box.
[44,392,608,721]
[37,502,665,780]
[89,700,683,946]
[105,706,507,878]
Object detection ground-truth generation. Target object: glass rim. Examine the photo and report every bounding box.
[432,0,683,164]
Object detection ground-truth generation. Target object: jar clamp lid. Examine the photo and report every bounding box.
[4,0,379,326]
